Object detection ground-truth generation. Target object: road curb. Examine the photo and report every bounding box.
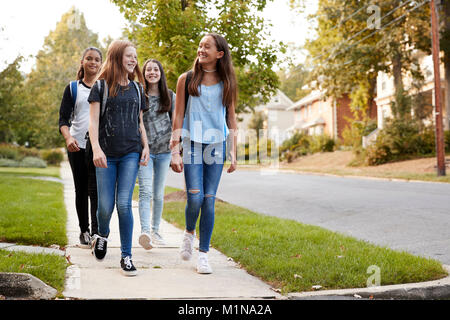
[0,272,57,300]
[288,265,450,300]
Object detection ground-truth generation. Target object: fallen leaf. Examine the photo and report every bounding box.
[65,255,72,264]
[244,247,248,250]
[19,264,24,270]
[294,274,302,279]
[291,254,302,259]
[369,295,374,300]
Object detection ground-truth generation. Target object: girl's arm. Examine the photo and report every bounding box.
[226,103,238,173]
[139,110,150,166]
[59,85,79,152]
[169,73,187,173]
[89,101,107,168]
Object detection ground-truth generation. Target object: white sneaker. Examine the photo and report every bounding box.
[138,233,153,250]
[180,231,195,261]
[151,231,166,245]
[197,252,212,274]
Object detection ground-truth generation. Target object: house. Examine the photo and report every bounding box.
[237,89,295,144]
[375,50,448,130]
[286,89,377,140]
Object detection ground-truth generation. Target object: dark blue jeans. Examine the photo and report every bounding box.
[95,152,139,258]
[183,140,226,252]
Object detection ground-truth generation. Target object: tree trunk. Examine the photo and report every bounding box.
[392,50,404,94]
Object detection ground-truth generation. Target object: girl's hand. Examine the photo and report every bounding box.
[140,146,150,166]
[170,153,184,173]
[169,135,180,151]
[93,148,107,168]
[227,152,237,173]
[66,136,80,152]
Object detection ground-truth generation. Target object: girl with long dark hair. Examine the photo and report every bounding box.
[59,47,102,247]
[170,33,238,274]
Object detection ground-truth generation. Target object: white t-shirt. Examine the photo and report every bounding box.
[70,82,91,149]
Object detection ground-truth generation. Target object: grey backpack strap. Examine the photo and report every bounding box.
[132,81,142,110]
[96,79,108,119]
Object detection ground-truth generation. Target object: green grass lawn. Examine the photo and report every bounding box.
[163,196,448,293]
[0,172,67,247]
[0,166,61,178]
[0,167,68,296]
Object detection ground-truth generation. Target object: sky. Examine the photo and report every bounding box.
[0,0,318,73]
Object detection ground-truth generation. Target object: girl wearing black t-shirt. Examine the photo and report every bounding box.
[88,40,149,277]
[59,47,102,248]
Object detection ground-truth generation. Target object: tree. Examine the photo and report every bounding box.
[277,64,309,102]
[112,0,284,114]
[303,0,431,123]
[0,56,27,143]
[24,7,101,147]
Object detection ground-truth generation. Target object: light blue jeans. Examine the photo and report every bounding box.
[183,140,226,253]
[95,152,139,258]
[137,152,171,234]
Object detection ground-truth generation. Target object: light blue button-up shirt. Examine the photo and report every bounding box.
[182,81,229,144]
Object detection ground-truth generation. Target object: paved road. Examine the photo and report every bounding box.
[166,169,450,264]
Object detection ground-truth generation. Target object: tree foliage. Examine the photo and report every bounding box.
[277,64,309,102]
[24,8,101,147]
[112,0,284,114]
[304,0,431,121]
[0,56,26,143]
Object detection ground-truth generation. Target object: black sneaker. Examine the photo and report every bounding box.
[79,231,91,249]
[120,256,137,276]
[91,235,108,261]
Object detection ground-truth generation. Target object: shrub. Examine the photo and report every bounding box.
[365,135,392,166]
[365,119,437,166]
[41,149,64,166]
[310,134,335,153]
[0,144,40,161]
[20,157,47,168]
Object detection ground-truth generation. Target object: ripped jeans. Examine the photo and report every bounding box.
[183,139,226,252]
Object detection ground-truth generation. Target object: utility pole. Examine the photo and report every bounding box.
[430,0,446,176]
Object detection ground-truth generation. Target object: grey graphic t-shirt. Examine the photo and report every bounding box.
[143,92,175,154]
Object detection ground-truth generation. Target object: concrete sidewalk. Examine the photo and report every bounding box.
[60,161,281,300]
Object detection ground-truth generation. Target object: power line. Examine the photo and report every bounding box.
[312,0,430,67]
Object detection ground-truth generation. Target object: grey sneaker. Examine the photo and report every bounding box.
[138,233,153,250]
[79,231,91,249]
[180,230,195,261]
[151,231,166,246]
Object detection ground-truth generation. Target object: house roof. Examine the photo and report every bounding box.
[254,89,294,112]
[287,90,325,111]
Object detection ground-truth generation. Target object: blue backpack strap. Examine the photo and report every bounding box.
[69,81,78,106]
